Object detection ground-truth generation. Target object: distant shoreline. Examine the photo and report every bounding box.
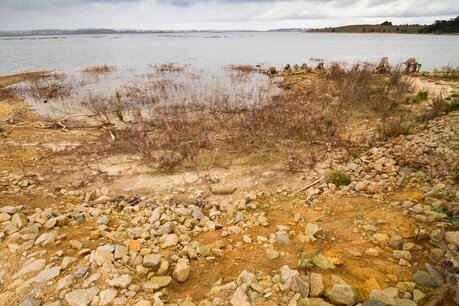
[309,18,459,34]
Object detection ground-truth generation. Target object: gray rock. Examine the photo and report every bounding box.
[389,235,403,250]
[368,289,396,305]
[35,232,55,246]
[82,273,100,288]
[35,266,61,283]
[65,287,100,306]
[143,254,161,268]
[69,240,83,250]
[56,275,75,292]
[114,245,128,260]
[310,272,324,297]
[162,234,178,247]
[327,284,359,306]
[108,274,132,289]
[99,288,118,305]
[276,232,290,244]
[189,205,204,220]
[290,275,309,298]
[143,276,171,292]
[280,265,299,286]
[393,250,411,261]
[43,218,57,230]
[412,270,440,288]
[0,206,20,214]
[212,186,236,195]
[75,266,89,278]
[230,287,250,306]
[362,301,390,306]
[313,254,335,270]
[13,259,46,279]
[0,212,12,222]
[61,256,77,269]
[97,215,110,226]
[394,299,416,306]
[445,231,459,247]
[157,222,174,235]
[93,247,114,266]
[11,213,28,230]
[305,223,321,236]
[173,260,190,282]
[18,296,41,306]
[265,248,280,260]
[43,302,64,306]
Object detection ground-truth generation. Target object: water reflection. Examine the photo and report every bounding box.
[12,64,282,119]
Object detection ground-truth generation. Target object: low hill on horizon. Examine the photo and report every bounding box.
[309,17,459,34]
[309,22,424,34]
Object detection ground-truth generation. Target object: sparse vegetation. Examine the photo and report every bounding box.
[7,61,440,170]
[22,73,73,101]
[153,63,185,74]
[429,66,459,81]
[446,99,459,113]
[82,65,116,74]
[325,169,351,186]
[405,90,428,104]
[351,148,364,159]
[228,65,259,73]
[1,57,459,306]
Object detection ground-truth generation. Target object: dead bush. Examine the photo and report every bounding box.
[153,63,185,74]
[82,65,116,74]
[228,65,259,73]
[80,94,125,125]
[0,87,15,100]
[113,105,211,170]
[417,94,449,121]
[78,62,418,169]
[23,73,73,102]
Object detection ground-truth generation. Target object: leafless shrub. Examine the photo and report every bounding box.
[75,62,418,169]
[153,63,185,74]
[82,65,116,74]
[112,105,211,170]
[80,92,125,125]
[430,65,459,81]
[228,65,259,73]
[417,94,449,121]
[0,86,15,100]
[23,73,73,102]
[327,66,413,139]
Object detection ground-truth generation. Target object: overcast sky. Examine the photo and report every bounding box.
[0,0,458,31]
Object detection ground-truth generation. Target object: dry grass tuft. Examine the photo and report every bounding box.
[228,65,259,73]
[153,63,185,74]
[424,284,457,306]
[39,62,427,170]
[82,65,116,74]
[23,73,73,102]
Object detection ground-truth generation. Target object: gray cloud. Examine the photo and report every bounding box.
[0,0,458,30]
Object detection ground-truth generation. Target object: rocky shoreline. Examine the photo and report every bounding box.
[0,90,458,306]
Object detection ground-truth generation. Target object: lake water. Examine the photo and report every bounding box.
[1,32,459,75]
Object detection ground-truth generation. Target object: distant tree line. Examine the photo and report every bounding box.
[420,16,459,33]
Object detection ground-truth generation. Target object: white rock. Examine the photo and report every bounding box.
[99,288,118,305]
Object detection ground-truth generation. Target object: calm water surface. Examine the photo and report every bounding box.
[1,32,459,75]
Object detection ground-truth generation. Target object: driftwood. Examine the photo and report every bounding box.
[315,62,325,70]
[290,176,325,197]
[5,113,96,132]
[404,57,422,73]
[375,57,391,74]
